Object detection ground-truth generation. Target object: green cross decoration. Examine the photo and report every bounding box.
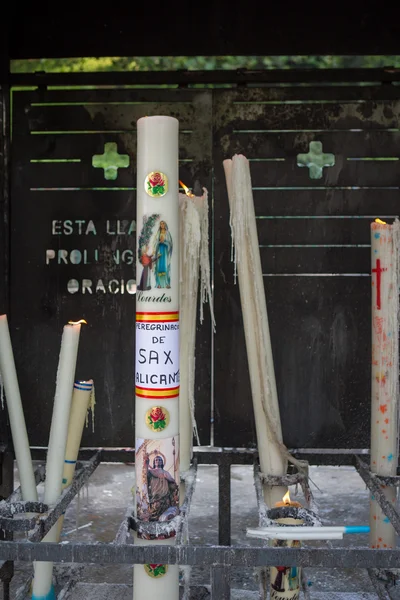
[92,142,130,181]
[297,141,335,179]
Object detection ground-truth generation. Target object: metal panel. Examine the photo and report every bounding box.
[10,88,212,447]
[213,86,400,449]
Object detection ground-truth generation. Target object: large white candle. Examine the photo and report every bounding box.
[0,314,37,503]
[223,156,287,508]
[134,116,180,600]
[55,379,94,540]
[32,321,82,600]
[370,219,400,549]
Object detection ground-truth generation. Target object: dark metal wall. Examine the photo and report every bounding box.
[8,82,400,452]
[10,88,212,447]
[213,85,400,449]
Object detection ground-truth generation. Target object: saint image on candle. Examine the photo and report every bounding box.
[136,437,179,535]
[136,214,173,291]
[137,244,157,291]
[153,220,173,289]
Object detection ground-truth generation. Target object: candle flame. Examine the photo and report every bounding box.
[282,490,291,504]
[375,218,387,224]
[179,180,195,197]
[68,319,87,325]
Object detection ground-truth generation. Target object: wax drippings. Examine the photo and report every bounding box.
[179,191,215,444]
[85,384,96,433]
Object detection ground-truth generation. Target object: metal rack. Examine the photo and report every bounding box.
[0,448,399,599]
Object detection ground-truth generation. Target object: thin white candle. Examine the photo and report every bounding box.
[370,219,400,550]
[31,321,83,600]
[134,116,180,600]
[55,379,94,540]
[0,314,37,502]
[223,156,287,507]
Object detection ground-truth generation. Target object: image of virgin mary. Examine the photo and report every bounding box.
[154,220,173,288]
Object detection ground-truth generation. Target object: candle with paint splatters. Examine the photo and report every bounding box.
[370,219,400,550]
[134,116,180,600]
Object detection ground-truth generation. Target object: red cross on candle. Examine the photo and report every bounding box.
[372,259,387,310]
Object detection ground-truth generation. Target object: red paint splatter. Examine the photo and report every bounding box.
[379,404,388,414]
[385,418,389,424]
[373,316,384,335]
[372,259,387,309]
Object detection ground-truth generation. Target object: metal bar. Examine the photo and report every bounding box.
[355,457,400,536]
[9,68,400,88]
[1,542,400,568]
[218,463,231,546]
[28,451,101,542]
[28,446,375,467]
[211,566,230,600]
[368,569,393,600]
[2,581,10,600]
[113,508,132,546]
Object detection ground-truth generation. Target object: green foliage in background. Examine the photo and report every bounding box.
[10,55,400,73]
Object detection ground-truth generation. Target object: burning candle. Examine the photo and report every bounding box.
[32,320,84,600]
[274,490,302,508]
[0,314,37,503]
[270,491,304,600]
[134,116,180,600]
[370,218,400,550]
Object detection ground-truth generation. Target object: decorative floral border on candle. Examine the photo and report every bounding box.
[145,406,170,432]
[145,171,168,198]
[144,563,168,578]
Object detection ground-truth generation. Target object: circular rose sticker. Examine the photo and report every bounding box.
[145,406,170,432]
[145,171,168,198]
[144,564,168,578]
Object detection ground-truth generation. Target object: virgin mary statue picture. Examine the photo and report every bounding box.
[153,220,173,288]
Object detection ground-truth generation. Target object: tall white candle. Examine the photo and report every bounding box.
[55,379,94,540]
[0,314,37,503]
[223,156,287,508]
[134,116,180,600]
[32,321,82,600]
[370,219,400,549]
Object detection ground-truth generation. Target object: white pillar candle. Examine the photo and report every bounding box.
[55,379,94,540]
[370,219,400,550]
[223,156,287,507]
[32,321,82,600]
[0,314,37,502]
[134,116,180,600]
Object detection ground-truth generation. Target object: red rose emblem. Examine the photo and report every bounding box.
[149,172,164,187]
[150,407,165,422]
